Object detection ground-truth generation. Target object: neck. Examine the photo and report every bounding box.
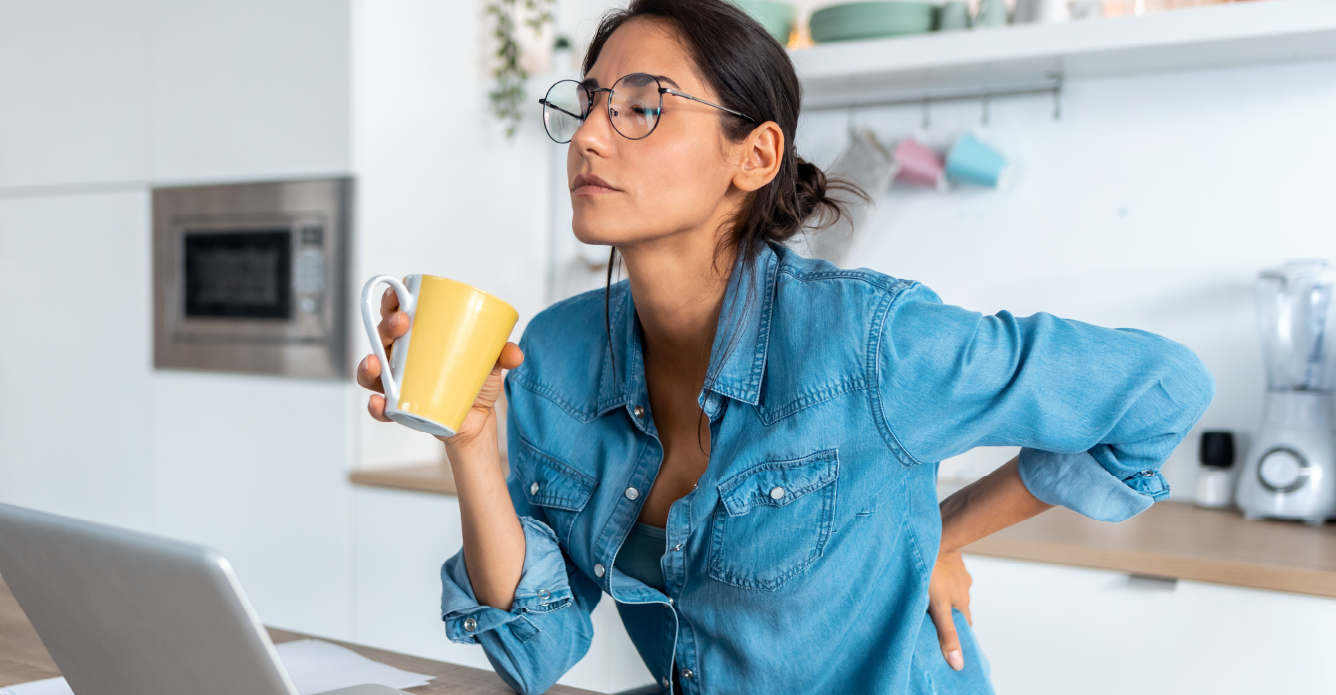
[618,232,738,379]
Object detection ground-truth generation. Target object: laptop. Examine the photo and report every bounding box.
[0,502,407,695]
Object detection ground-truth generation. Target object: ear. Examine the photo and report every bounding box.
[732,121,784,193]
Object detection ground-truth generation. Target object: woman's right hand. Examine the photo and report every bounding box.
[355,287,523,448]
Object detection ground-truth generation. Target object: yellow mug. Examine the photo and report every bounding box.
[360,274,519,437]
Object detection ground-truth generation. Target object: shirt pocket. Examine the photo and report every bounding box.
[708,449,839,591]
[513,437,598,545]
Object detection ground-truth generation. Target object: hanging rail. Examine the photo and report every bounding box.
[803,73,1064,121]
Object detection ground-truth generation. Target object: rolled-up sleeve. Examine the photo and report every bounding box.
[875,282,1215,521]
[440,513,602,694]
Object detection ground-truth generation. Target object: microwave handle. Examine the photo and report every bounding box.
[360,275,415,406]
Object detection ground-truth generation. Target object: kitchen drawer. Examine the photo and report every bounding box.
[965,555,1336,694]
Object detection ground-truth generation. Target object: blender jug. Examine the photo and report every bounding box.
[1238,260,1336,522]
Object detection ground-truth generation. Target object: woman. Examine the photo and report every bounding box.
[357,1,1214,693]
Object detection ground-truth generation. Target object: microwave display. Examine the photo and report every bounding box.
[183,230,292,319]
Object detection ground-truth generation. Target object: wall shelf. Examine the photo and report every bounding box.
[791,0,1336,109]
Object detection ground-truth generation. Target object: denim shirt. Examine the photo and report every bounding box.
[439,242,1215,695]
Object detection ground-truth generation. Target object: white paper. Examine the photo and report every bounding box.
[0,677,72,695]
[275,639,435,694]
[0,638,435,695]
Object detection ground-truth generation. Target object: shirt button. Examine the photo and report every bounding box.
[770,486,785,500]
[594,563,605,577]
[662,677,671,689]
[538,589,551,600]
[681,668,694,680]
[463,617,477,632]
[668,597,674,604]
[625,487,640,501]
[530,482,540,495]
[633,405,645,418]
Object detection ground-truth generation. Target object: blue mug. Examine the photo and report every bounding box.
[945,134,1014,188]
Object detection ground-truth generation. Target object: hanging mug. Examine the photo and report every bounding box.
[360,275,519,437]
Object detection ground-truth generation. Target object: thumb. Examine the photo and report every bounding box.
[928,600,964,671]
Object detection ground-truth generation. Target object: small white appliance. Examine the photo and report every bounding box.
[1237,260,1336,523]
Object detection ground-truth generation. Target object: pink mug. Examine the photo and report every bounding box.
[892,138,946,190]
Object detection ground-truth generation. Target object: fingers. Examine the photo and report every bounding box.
[379,287,400,318]
[377,310,409,347]
[928,600,965,672]
[356,355,384,394]
[367,393,392,422]
[497,342,524,370]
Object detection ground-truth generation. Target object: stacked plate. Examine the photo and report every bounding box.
[732,0,796,45]
[809,1,939,43]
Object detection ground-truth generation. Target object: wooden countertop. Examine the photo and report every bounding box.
[0,578,598,695]
[963,501,1336,598]
[352,467,1336,599]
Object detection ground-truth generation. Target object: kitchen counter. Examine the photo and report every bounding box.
[0,578,598,694]
[353,467,1336,599]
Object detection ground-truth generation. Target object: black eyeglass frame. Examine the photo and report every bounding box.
[538,73,759,144]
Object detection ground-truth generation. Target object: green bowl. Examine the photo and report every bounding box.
[732,0,796,44]
[809,1,939,42]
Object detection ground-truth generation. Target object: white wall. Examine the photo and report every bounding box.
[793,57,1336,493]
[351,0,552,470]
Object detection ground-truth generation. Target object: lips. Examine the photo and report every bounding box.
[571,173,620,196]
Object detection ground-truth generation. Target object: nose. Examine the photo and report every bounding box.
[571,89,615,154]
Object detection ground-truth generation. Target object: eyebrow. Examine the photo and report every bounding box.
[580,74,681,90]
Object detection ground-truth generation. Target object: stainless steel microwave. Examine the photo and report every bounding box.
[152,178,352,378]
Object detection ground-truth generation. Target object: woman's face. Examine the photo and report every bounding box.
[566,19,752,250]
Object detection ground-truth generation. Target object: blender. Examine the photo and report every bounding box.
[1237,260,1336,523]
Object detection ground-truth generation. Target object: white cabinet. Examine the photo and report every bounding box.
[0,0,151,188]
[351,486,654,694]
[965,555,1336,694]
[0,190,153,528]
[148,0,353,183]
[0,0,353,190]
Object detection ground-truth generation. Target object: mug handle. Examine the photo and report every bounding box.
[360,275,416,407]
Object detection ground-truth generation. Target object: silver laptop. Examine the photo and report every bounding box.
[0,502,406,695]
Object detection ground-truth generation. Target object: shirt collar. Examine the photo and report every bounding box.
[594,241,780,416]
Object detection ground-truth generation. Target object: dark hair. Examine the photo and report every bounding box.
[585,0,864,395]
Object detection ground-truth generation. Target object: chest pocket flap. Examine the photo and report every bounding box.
[718,449,838,517]
[518,442,597,513]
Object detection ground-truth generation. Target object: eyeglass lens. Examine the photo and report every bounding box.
[542,74,664,143]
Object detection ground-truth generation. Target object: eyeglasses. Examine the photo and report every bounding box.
[538,73,758,144]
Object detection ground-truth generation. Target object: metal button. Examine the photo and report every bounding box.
[662,677,671,689]
[1141,470,1155,477]
[463,617,477,632]
[633,405,645,418]
[770,486,785,500]
[594,563,605,577]
[672,544,682,552]
[538,589,551,600]
[530,482,539,495]
[625,487,640,501]
[680,668,693,680]
[668,597,674,604]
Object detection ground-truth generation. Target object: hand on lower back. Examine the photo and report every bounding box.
[927,550,973,671]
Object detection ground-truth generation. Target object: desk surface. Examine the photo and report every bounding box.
[0,578,598,695]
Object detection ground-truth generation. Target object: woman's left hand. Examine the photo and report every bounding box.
[927,549,972,672]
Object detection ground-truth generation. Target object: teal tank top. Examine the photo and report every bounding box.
[613,522,666,591]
